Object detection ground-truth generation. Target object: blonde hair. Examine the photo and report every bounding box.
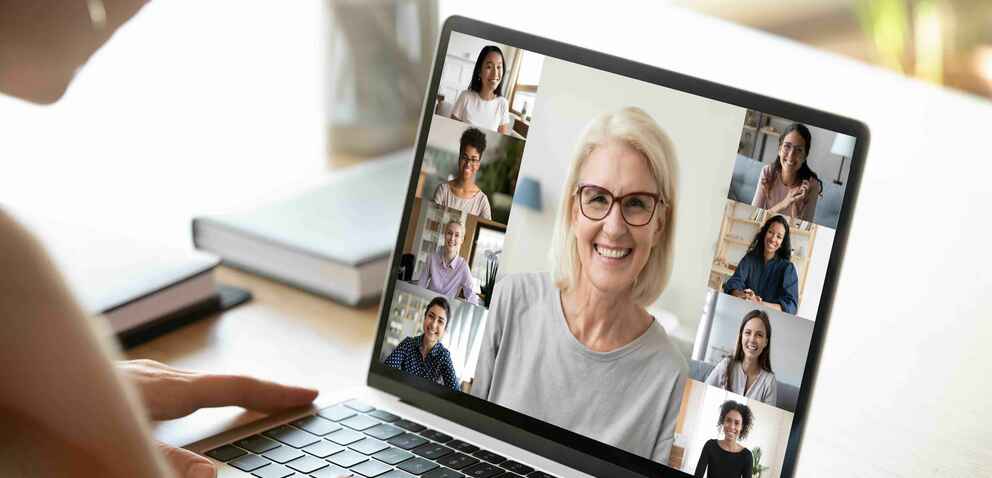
[549,107,679,306]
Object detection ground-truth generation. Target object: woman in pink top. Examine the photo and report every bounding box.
[751,123,823,222]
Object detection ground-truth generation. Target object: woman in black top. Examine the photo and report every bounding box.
[695,400,754,478]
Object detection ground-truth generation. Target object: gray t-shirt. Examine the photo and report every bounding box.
[471,272,688,464]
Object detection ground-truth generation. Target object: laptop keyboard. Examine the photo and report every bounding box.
[205,399,558,478]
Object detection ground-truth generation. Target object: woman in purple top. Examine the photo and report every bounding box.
[417,221,480,304]
[751,123,823,222]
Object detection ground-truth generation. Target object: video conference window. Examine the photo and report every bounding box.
[417,115,524,224]
[383,31,857,477]
[436,32,544,139]
[731,109,855,230]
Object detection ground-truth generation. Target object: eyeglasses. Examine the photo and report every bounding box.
[780,142,806,156]
[576,184,662,227]
[459,154,481,164]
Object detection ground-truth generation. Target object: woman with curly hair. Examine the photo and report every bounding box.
[694,400,754,478]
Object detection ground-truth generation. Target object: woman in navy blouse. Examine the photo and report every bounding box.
[723,214,799,314]
[384,296,460,390]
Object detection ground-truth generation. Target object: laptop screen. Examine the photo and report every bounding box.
[371,18,864,478]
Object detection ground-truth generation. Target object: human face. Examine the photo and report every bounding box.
[570,141,664,296]
[763,222,786,257]
[443,223,464,255]
[779,131,807,174]
[459,145,482,181]
[423,304,448,349]
[740,317,768,361]
[480,51,503,94]
[722,410,743,441]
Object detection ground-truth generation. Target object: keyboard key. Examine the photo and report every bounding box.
[350,438,390,455]
[372,447,414,465]
[365,423,405,441]
[462,463,503,478]
[388,433,428,450]
[252,463,295,478]
[526,472,556,478]
[500,461,533,475]
[369,410,400,422]
[329,449,370,468]
[236,435,281,454]
[393,419,426,433]
[397,457,439,475]
[229,454,270,472]
[472,450,506,465]
[320,405,357,422]
[293,415,342,436]
[311,463,357,477]
[351,458,394,477]
[379,471,416,478]
[436,453,479,470]
[419,429,453,443]
[304,440,346,458]
[206,444,246,462]
[327,428,367,445]
[286,454,329,474]
[412,443,454,460]
[446,440,479,454]
[425,468,467,478]
[264,425,320,448]
[494,474,523,478]
[342,414,381,431]
[263,445,305,464]
[344,399,376,413]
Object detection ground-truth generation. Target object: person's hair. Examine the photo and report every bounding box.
[747,214,791,262]
[771,123,823,196]
[460,128,487,158]
[549,107,678,306]
[425,296,450,322]
[445,220,464,233]
[468,45,505,97]
[718,400,754,440]
[725,309,773,391]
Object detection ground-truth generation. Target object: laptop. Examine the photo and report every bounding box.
[185,15,868,478]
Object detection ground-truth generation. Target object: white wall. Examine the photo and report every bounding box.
[704,293,815,387]
[796,225,834,319]
[499,57,746,350]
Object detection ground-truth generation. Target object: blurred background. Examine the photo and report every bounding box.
[675,0,992,99]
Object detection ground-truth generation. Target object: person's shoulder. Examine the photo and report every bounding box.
[495,272,554,309]
[645,320,689,372]
[759,164,775,183]
[397,336,418,350]
[741,446,754,459]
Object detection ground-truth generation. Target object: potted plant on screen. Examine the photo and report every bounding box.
[751,447,769,478]
[480,251,500,308]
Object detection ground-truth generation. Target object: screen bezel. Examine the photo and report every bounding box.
[367,15,870,478]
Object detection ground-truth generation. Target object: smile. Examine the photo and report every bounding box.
[595,244,631,259]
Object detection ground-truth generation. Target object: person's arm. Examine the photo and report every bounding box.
[723,256,751,296]
[383,339,409,371]
[778,263,800,314]
[479,193,493,221]
[694,440,710,478]
[469,278,508,399]
[652,361,687,465]
[449,91,468,122]
[416,255,433,289]
[0,210,174,478]
[766,373,779,408]
[497,99,511,135]
[704,358,728,387]
[742,449,753,478]
[460,263,480,305]
[432,182,446,208]
[799,179,820,221]
[440,350,459,391]
[751,165,772,208]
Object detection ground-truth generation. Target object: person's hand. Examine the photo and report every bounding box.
[742,289,758,303]
[118,359,319,478]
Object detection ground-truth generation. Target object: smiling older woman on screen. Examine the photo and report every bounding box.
[471,107,688,464]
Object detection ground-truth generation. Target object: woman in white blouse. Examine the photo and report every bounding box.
[450,45,511,134]
[705,309,778,407]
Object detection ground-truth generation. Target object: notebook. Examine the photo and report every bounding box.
[182,16,868,478]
